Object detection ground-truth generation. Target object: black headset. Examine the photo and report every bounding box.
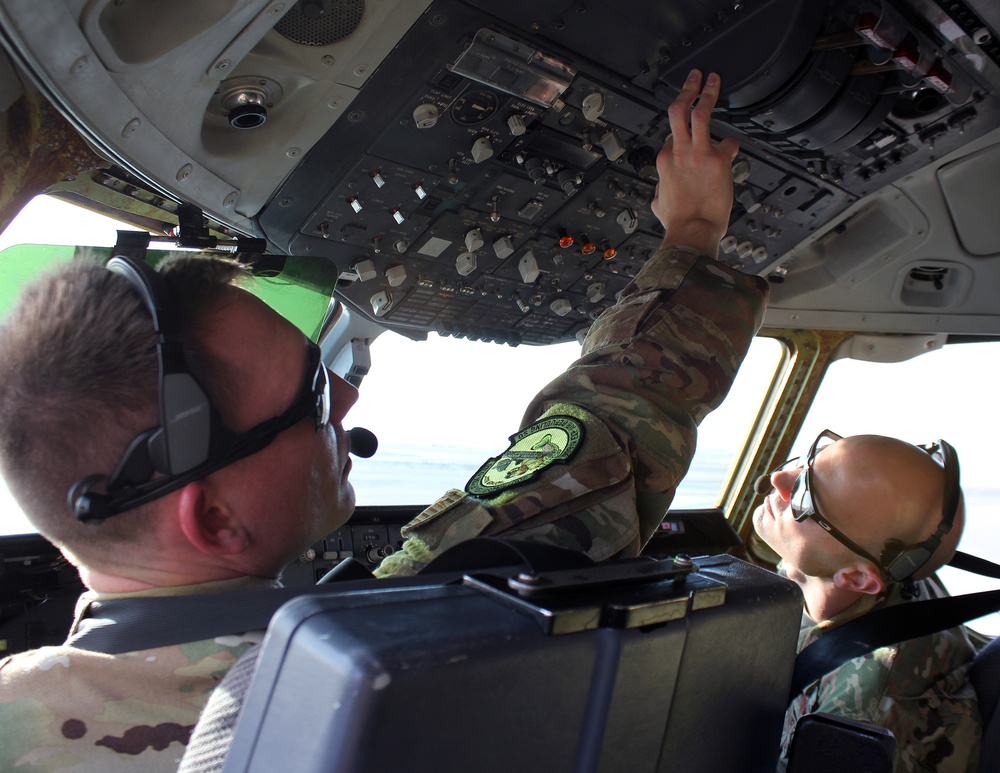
[68,248,227,524]
[68,239,378,524]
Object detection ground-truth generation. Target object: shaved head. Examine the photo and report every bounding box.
[814,435,963,578]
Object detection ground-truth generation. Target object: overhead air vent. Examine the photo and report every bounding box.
[895,262,970,310]
[275,0,365,46]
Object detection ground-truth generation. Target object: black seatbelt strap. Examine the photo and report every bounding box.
[789,551,1000,702]
[949,550,1000,579]
[67,583,363,654]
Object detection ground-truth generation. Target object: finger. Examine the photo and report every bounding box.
[667,69,703,147]
[689,72,721,151]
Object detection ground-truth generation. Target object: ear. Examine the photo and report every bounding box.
[176,481,248,557]
[832,562,885,596]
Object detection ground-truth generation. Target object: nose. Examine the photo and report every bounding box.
[329,371,359,422]
[770,466,801,500]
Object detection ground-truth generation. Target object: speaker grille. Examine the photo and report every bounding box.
[275,0,365,46]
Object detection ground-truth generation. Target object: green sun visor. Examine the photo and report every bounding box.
[0,244,339,342]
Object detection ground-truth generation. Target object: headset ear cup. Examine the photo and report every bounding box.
[160,371,212,473]
[879,538,904,567]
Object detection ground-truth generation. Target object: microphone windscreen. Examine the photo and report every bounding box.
[348,427,378,458]
[754,474,772,496]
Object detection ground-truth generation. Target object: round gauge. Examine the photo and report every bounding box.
[451,89,500,126]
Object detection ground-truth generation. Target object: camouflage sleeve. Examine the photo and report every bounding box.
[376,247,768,578]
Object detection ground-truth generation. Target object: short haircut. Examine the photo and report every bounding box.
[0,252,248,558]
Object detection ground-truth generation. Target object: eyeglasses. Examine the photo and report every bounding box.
[80,339,332,523]
[234,340,332,440]
[769,429,961,582]
[150,339,333,477]
[302,341,332,431]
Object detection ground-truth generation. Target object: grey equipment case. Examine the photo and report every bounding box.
[217,550,802,773]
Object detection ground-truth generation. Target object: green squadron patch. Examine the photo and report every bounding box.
[466,415,584,497]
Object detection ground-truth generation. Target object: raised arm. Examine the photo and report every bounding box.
[377,72,768,577]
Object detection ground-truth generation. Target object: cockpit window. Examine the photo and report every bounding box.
[345,333,784,509]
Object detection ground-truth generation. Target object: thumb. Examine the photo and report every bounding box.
[718,136,740,162]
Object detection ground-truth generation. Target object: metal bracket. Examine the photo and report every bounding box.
[463,556,727,636]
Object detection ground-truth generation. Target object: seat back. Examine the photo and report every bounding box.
[179,554,803,773]
[177,645,262,773]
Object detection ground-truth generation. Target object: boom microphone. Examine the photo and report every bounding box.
[348,427,378,458]
[754,474,773,496]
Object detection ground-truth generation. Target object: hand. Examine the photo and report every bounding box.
[651,70,740,257]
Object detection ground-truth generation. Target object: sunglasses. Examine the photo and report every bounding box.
[144,338,333,479]
[85,340,332,522]
[231,340,333,441]
[770,429,960,582]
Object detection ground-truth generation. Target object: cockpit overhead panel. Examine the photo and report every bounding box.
[249,0,1000,344]
[4,0,997,343]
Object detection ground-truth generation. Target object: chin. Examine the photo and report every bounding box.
[326,482,356,533]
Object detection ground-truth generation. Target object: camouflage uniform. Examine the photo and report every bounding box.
[0,577,269,772]
[780,578,982,773]
[0,247,767,771]
[377,247,768,577]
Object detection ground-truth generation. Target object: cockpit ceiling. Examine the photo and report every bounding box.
[2,0,1000,342]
